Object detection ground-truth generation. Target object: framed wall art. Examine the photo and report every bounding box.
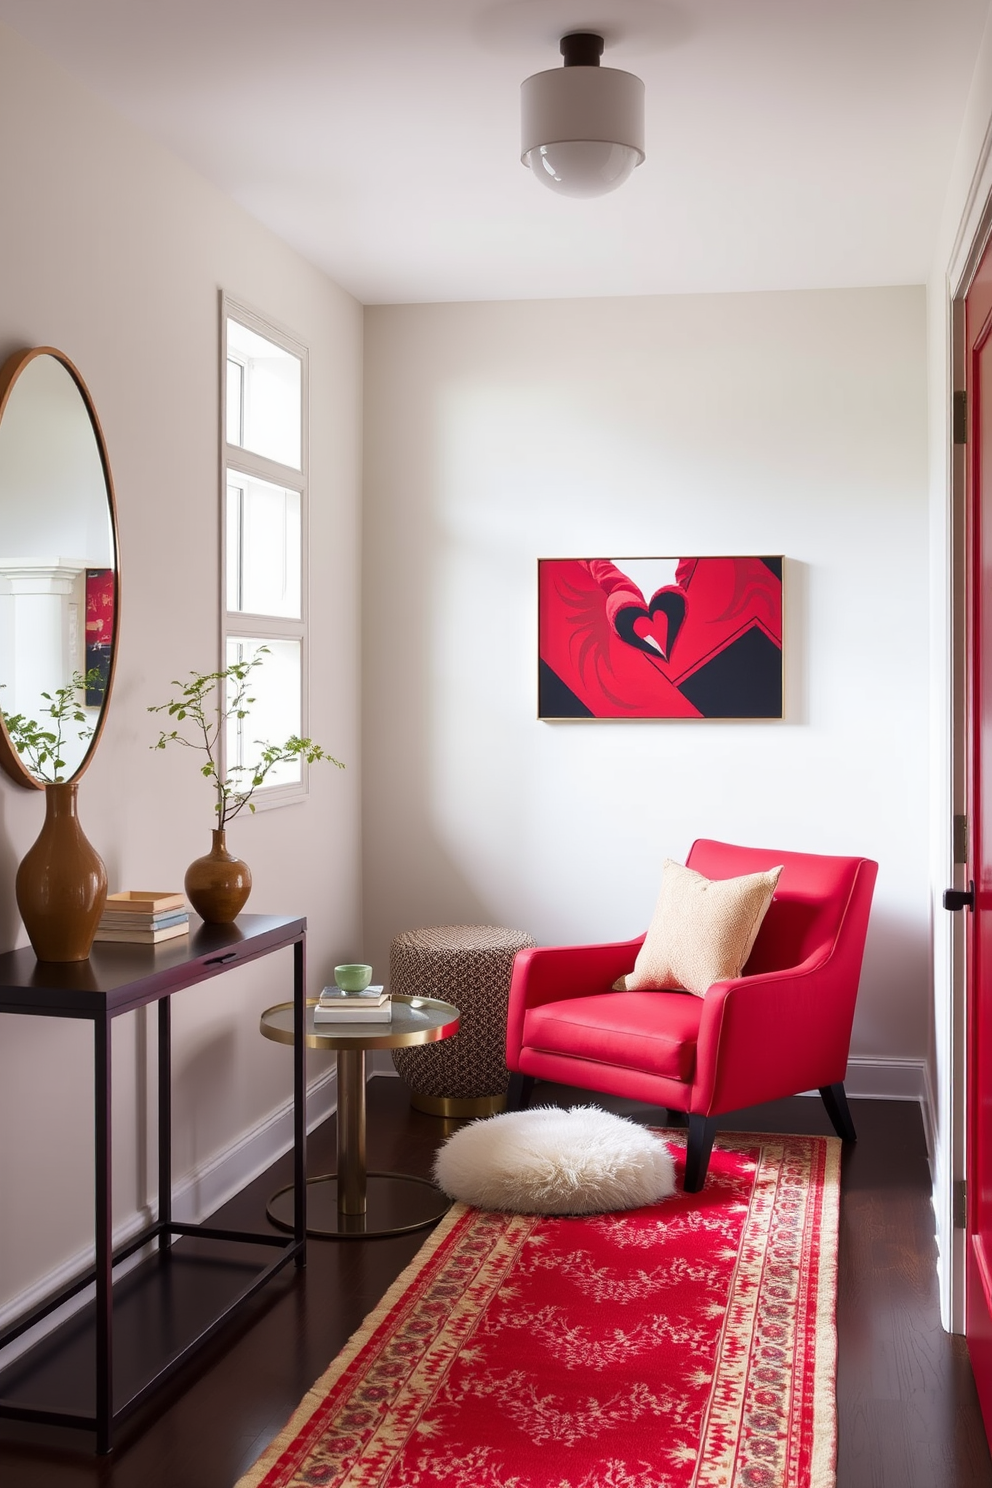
[538,556,783,720]
[85,566,114,706]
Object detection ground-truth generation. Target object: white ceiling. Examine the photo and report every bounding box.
[0,0,988,304]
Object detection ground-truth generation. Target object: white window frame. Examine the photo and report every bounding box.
[220,294,310,811]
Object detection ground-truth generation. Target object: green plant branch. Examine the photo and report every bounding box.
[149,648,343,828]
[1,668,105,782]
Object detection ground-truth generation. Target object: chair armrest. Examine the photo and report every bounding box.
[505,936,644,1068]
[692,951,857,1113]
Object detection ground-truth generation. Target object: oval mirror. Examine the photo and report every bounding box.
[0,347,120,788]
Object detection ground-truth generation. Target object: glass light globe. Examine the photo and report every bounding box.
[523,140,642,198]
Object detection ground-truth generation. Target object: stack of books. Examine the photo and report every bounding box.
[313,985,392,1024]
[94,892,190,945]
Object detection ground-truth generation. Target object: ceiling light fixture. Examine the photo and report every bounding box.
[521,32,645,199]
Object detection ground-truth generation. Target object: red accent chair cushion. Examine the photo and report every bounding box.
[525,992,703,1083]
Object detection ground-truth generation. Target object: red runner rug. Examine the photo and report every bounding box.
[237,1130,839,1488]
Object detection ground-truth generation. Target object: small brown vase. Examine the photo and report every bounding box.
[184,829,251,924]
[16,782,108,962]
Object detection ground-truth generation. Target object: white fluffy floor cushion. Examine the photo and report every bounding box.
[432,1105,676,1215]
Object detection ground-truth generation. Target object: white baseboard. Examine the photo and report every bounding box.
[0,1066,338,1371]
[171,1065,337,1223]
[369,1051,400,1078]
[800,1056,933,1159]
[843,1055,929,1103]
[799,1057,928,1101]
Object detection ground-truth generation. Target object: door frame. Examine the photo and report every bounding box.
[945,164,992,1333]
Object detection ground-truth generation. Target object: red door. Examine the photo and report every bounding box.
[965,237,992,1430]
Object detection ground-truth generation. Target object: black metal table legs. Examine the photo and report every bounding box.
[94,1010,112,1454]
[293,938,307,1260]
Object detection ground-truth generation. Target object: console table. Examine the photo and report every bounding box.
[0,913,306,1454]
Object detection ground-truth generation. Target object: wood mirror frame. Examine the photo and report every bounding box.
[0,347,121,790]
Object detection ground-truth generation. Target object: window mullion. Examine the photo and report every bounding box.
[225,446,304,492]
[225,614,304,641]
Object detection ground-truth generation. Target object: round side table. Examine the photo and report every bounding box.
[260,994,459,1239]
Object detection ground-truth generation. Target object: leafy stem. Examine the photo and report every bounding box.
[1,668,105,782]
[148,648,343,828]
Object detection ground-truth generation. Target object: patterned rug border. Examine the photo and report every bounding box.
[691,1130,841,1488]
[811,1135,840,1488]
[236,1129,841,1488]
[235,1199,472,1488]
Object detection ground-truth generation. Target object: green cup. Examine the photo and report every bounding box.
[334,963,373,992]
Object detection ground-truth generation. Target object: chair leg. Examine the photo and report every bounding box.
[819,1082,857,1143]
[684,1114,718,1193]
[507,1073,536,1111]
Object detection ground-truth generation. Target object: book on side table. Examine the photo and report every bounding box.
[314,985,393,1023]
[93,891,190,945]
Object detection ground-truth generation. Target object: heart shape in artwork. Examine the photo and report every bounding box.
[614,589,687,661]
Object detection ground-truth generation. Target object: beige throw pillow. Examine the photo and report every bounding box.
[620,858,782,997]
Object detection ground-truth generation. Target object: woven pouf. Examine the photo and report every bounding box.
[390,925,536,1118]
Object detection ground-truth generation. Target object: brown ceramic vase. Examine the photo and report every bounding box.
[16,781,108,962]
[184,828,251,924]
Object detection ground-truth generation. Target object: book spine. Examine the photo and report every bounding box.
[99,914,190,930]
[317,999,389,1009]
[313,1012,393,1023]
[313,1005,392,1014]
[93,924,190,943]
[105,899,186,914]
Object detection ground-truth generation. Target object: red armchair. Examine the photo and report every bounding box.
[505,839,878,1191]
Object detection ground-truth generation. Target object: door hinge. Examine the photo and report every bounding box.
[954,813,970,865]
[954,1177,968,1230]
[954,389,968,445]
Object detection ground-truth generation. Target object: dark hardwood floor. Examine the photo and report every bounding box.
[0,1080,989,1487]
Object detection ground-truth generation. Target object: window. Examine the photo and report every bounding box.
[222,301,308,804]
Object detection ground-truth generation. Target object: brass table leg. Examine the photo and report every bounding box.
[266,1045,452,1240]
[336,1048,366,1215]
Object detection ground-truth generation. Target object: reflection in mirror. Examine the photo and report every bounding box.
[0,349,119,787]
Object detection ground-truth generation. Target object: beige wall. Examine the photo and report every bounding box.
[363,287,930,1070]
[0,24,362,1319]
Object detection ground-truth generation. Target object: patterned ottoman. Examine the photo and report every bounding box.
[390,925,536,1118]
